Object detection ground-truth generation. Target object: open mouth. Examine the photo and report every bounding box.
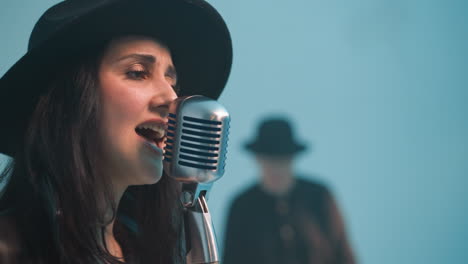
[135,122,166,150]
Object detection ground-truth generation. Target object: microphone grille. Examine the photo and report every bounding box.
[163,96,230,183]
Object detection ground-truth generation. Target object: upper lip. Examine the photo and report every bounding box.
[136,118,168,129]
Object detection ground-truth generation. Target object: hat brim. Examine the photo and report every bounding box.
[0,0,232,156]
[244,142,307,156]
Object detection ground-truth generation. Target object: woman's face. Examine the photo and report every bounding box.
[97,36,178,189]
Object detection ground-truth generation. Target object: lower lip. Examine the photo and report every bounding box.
[139,136,164,156]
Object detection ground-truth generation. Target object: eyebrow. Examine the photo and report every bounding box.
[115,53,156,64]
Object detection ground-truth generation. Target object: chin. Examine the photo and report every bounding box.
[139,165,163,185]
[129,154,163,184]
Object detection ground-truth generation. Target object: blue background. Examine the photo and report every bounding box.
[1,0,467,263]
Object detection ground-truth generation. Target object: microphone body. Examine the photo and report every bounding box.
[164,95,230,264]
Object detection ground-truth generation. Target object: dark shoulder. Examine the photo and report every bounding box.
[0,215,21,263]
[295,177,330,197]
[293,177,338,213]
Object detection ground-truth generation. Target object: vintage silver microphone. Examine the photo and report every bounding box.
[163,95,230,264]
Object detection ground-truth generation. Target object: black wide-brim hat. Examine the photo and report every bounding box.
[0,0,232,157]
[244,118,307,156]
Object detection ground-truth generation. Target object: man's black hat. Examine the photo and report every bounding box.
[0,0,233,156]
[245,117,307,156]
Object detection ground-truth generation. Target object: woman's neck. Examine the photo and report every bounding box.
[99,182,128,261]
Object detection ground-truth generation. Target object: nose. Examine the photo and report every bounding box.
[149,79,178,116]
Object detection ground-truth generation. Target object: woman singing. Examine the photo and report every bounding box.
[0,0,232,263]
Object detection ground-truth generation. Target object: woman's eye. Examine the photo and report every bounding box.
[126,70,148,80]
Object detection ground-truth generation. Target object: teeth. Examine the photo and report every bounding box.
[137,123,166,138]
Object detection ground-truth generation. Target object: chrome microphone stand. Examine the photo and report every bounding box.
[181,183,219,264]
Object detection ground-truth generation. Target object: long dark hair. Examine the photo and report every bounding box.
[0,43,183,263]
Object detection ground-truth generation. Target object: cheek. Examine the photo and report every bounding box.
[98,76,148,158]
[100,76,145,127]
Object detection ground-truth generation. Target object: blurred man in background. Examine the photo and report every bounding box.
[223,117,356,264]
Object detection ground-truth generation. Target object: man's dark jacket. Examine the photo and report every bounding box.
[223,177,355,264]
